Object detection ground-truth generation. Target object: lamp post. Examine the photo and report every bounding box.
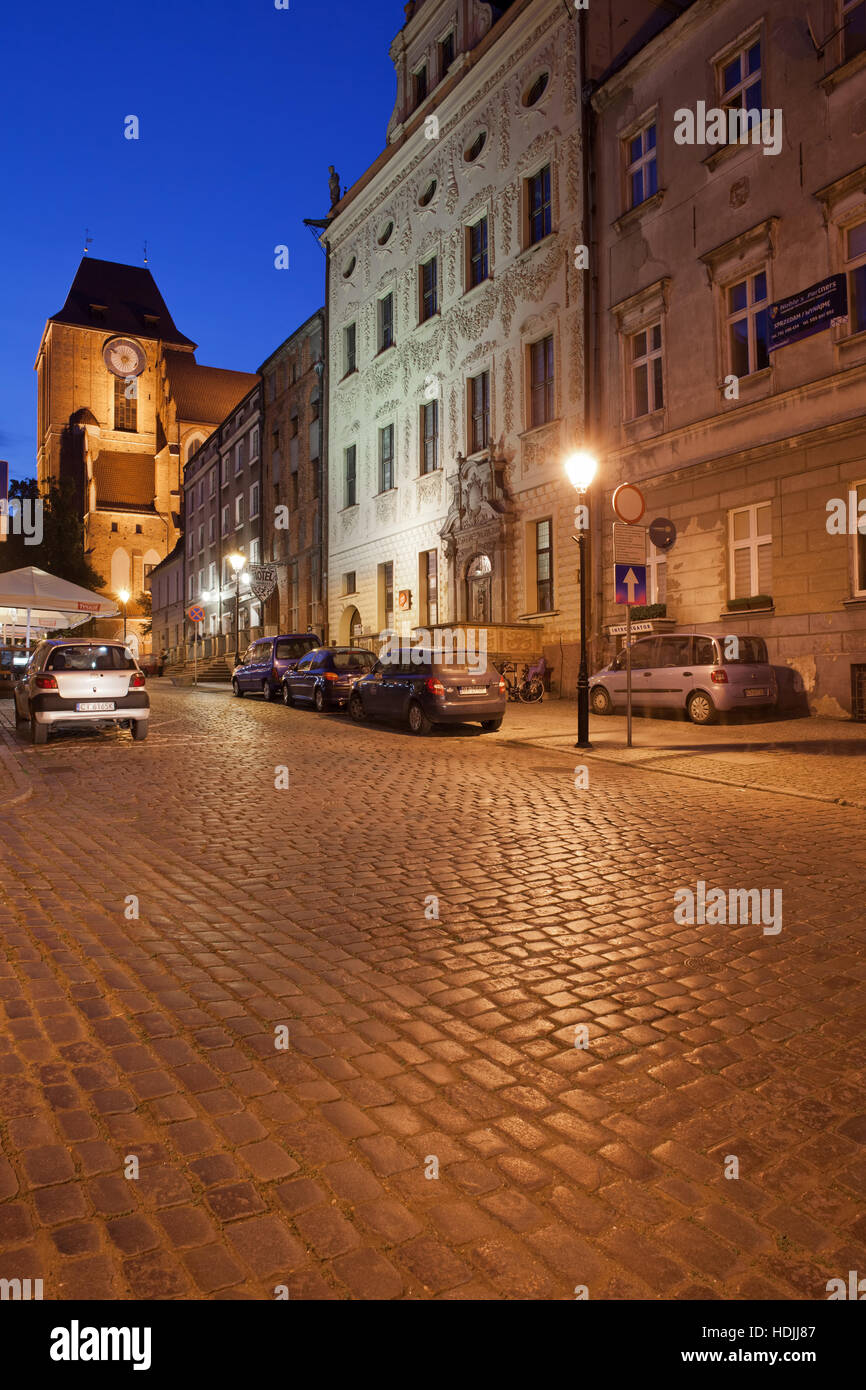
[565,451,598,750]
[228,554,245,667]
[117,588,130,644]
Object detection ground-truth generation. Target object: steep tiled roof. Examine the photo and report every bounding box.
[164,350,258,425]
[50,258,195,347]
[93,452,156,512]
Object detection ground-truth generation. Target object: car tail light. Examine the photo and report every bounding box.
[498,676,507,695]
[130,672,146,688]
[426,677,445,696]
[711,669,728,683]
[324,671,339,682]
[34,674,58,690]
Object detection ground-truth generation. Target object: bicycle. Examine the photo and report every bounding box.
[497,657,546,703]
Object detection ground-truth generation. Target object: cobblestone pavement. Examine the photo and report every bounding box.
[0,686,864,1300]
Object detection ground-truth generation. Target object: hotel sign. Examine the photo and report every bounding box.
[768,274,848,351]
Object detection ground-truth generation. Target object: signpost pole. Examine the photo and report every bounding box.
[194,623,198,688]
[626,604,632,749]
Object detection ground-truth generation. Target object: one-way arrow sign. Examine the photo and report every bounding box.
[615,562,647,606]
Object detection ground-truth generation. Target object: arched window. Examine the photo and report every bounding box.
[110,547,131,592]
[185,435,204,462]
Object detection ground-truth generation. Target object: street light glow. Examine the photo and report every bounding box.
[117,588,130,604]
[228,553,245,573]
[564,451,598,493]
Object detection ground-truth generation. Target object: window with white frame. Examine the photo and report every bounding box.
[209,468,217,496]
[250,538,260,564]
[208,515,215,544]
[726,269,769,376]
[222,505,229,537]
[344,445,357,507]
[529,336,555,427]
[344,322,357,375]
[630,323,664,416]
[379,293,394,352]
[717,36,762,139]
[221,455,229,486]
[250,483,260,518]
[235,442,243,474]
[625,121,657,209]
[842,0,865,62]
[845,221,866,335]
[235,494,244,527]
[197,525,204,553]
[646,542,667,605]
[729,502,772,600]
[250,427,259,459]
[854,480,866,595]
[188,574,196,601]
[209,562,217,591]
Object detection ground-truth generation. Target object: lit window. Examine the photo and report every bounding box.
[344,445,357,507]
[379,425,394,492]
[625,122,657,209]
[536,519,553,612]
[729,502,772,599]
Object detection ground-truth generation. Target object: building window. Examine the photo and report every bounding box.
[208,515,215,544]
[208,562,216,591]
[344,322,357,375]
[344,445,357,507]
[529,335,555,428]
[465,131,486,163]
[250,428,259,459]
[379,424,395,492]
[379,293,394,352]
[250,483,260,518]
[221,505,229,536]
[111,522,118,532]
[221,455,229,486]
[469,371,490,453]
[527,166,552,246]
[114,376,137,431]
[646,542,667,605]
[197,525,204,553]
[250,538,260,564]
[524,72,550,107]
[440,31,455,76]
[235,442,243,474]
[209,468,217,496]
[630,323,664,416]
[343,571,356,595]
[420,256,438,321]
[843,0,866,61]
[421,399,439,474]
[424,549,438,625]
[625,121,657,209]
[536,519,553,612]
[468,217,489,289]
[845,221,866,334]
[414,64,428,106]
[718,37,762,138]
[290,410,299,438]
[727,270,769,376]
[310,390,320,422]
[380,560,394,630]
[729,502,772,600]
[235,494,244,527]
[854,481,866,594]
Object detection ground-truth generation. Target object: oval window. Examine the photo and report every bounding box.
[419,178,437,207]
[378,221,394,246]
[342,255,356,279]
[464,131,486,163]
[524,72,549,107]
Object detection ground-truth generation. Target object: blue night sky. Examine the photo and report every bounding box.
[0,0,400,484]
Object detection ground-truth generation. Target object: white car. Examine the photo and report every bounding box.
[14,639,150,745]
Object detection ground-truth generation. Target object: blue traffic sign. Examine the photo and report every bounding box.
[615,563,647,606]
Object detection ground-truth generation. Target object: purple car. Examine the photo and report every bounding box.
[232,633,321,700]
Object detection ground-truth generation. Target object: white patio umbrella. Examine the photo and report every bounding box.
[0,566,118,648]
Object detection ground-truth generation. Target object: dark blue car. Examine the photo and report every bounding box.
[349,650,506,735]
[282,646,378,711]
[232,633,321,700]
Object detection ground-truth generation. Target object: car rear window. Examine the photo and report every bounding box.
[275,638,317,659]
[47,645,136,672]
[723,637,769,664]
[332,650,376,671]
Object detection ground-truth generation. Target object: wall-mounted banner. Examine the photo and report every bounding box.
[768,274,848,351]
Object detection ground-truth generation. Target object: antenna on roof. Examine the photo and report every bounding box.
[143,241,148,264]
[84,228,93,255]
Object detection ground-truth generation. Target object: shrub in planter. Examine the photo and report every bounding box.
[628,603,667,620]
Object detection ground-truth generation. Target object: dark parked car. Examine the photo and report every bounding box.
[232,633,321,700]
[348,651,507,735]
[282,647,378,711]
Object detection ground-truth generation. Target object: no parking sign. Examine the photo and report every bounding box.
[188,605,205,623]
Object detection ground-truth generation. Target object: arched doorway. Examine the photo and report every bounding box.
[466,554,492,623]
[339,605,362,646]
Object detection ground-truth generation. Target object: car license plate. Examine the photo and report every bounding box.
[76,701,115,712]
[459,686,485,695]
[744,688,767,697]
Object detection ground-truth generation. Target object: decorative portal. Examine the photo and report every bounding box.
[466,553,493,623]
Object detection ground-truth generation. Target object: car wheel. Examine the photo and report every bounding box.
[349,693,366,722]
[480,717,503,732]
[232,679,244,698]
[31,716,47,746]
[281,682,294,707]
[687,690,717,725]
[313,686,326,713]
[262,680,275,701]
[132,720,148,741]
[590,686,612,716]
[408,701,432,736]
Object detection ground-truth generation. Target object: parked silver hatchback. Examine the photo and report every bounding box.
[14,639,150,744]
[589,634,777,725]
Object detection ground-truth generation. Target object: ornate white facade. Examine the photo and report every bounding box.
[326,0,586,674]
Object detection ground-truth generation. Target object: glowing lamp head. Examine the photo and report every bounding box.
[564,451,598,493]
[117,588,130,605]
[228,553,245,574]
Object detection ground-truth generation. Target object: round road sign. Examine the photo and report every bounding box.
[188,605,205,623]
[612,483,646,524]
[649,516,677,551]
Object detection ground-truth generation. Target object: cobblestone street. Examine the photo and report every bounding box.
[0,686,864,1300]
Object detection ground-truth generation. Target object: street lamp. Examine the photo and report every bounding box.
[117,588,130,644]
[565,450,598,750]
[228,553,245,667]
